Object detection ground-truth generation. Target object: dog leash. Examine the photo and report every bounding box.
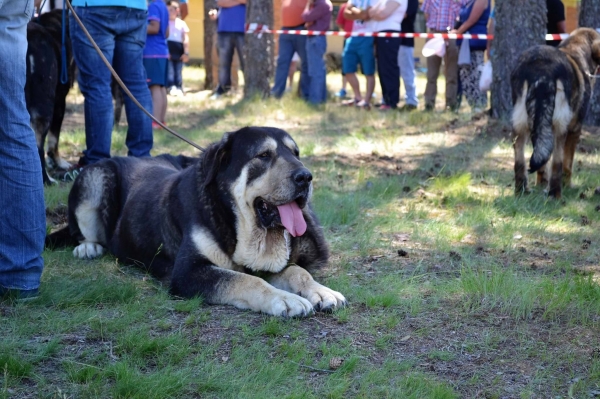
[64,0,205,152]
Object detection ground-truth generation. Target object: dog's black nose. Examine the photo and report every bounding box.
[292,169,312,187]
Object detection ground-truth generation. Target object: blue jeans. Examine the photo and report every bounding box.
[216,32,244,94]
[168,59,183,89]
[271,29,309,99]
[398,45,418,106]
[0,0,45,293]
[70,6,153,165]
[305,36,327,104]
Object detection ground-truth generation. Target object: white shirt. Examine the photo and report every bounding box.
[167,18,190,43]
[372,0,407,32]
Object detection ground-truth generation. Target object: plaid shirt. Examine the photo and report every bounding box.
[421,0,462,31]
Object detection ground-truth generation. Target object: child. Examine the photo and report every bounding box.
[144,0,170,128]
[167,0,190,96]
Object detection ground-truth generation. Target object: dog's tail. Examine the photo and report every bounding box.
[525,77,558,173]
[45,225,78,249]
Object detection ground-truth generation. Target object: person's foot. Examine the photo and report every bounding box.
[210,92,222,100]
[356,100,371,110]
[399,104,417,112]
[335,89,347,98]
[424,104,434,112]
[341,98,359,106]
[152,121,161,129]
[0,287,39,301]
[378,104,392,111]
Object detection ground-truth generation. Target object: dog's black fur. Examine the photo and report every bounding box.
[26,9,75,185]
[511,28,600,198]
[47,127,346,317]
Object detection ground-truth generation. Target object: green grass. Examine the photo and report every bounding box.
[2,67,600,398]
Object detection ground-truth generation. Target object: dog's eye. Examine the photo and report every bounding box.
[257,151,271,160]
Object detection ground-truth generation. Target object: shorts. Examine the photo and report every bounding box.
[143,58,168,87]
[342,37,375,76]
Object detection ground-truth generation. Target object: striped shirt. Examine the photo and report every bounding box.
[421,0,461,31]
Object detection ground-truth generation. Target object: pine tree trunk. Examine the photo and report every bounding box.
[243,0,274,98]
[203,0,217,90]
[490,0,546,120]
[579,0,600,126]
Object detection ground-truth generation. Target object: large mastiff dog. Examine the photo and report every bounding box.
[511,28,600,198]
[47,127,346,317]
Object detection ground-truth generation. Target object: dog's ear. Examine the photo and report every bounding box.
[592,39,600,66]
[201,132,233,187]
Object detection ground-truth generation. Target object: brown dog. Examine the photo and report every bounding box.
[511,28,600,198]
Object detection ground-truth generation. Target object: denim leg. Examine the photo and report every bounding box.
[167,59,175,88]
[174,60,183,89]
[234,33,245,73]
[398,45,418,106]
[217,32,236,94]
[0,0,45,292]
[112,9,153,157]
[305,36,327,104]
[70,7,116,164]
[272,34,295,98]
[295,35,310,100]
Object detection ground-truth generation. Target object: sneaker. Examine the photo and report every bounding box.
[152,121,161,129]
[335,89,347,98]
[424,104,434,112]
[61,164,84,182]
[399,104,417,112]
[0,287,39,301]
[210,92,222,100]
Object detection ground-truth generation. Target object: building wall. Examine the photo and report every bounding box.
[187,0,205,61]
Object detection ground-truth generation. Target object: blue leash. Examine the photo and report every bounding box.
[60,4,68,84]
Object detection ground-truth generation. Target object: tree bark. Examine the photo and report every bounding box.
[243,0,274,98]
[490,0,546,120]
[579,0,600,126]
[203,0,217,90]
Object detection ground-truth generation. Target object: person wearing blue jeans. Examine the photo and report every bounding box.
[0,0,46,299]
[301,0,332,105]
[272,32,309,99]
[397,0,419,111]
[70,2,154,166]
[212,0,246,98]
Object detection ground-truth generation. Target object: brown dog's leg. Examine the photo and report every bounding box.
[548,132,567,199]
[536,162,550,189]
[513,129,529,195]
[562,124,582,189]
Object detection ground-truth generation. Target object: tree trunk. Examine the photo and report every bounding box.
[490,0,546,120]
[243,0,274,98]
[579,0,600,126]
[203,0,217,90]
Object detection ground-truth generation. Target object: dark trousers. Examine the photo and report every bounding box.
[375,32,401,108]
[216,31,245,94]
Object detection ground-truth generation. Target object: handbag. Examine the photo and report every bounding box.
[458,38,471,65]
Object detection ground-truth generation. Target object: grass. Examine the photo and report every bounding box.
[2,66,600,398]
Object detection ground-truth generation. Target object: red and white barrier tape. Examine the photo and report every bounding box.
[245,23,576,41]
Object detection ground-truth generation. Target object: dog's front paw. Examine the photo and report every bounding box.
[267,290,314,317]
[73,242,104,259]
[302,282,347,312]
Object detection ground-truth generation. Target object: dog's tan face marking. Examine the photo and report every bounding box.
[282,136,299,156]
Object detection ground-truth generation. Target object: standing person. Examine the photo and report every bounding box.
[335,2,354,98]
[302,0,333,105]
[167,0,190,96]
[211,0,246,100]
[70,0,154,166]
[421,0,461,111]
[144,0,170,128]
[397,0,419,111]
[546,0,566,47]
[0,0,46,299]
[271,0,310,99]
[341,0,376,110]
[368,0,407,110]
[453,0,490,113]
[209,8,240,92]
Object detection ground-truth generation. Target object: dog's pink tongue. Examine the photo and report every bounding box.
[276,201,307,237]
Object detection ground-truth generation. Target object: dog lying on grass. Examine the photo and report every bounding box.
[511,28,600,198]
[46,127,346,317]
